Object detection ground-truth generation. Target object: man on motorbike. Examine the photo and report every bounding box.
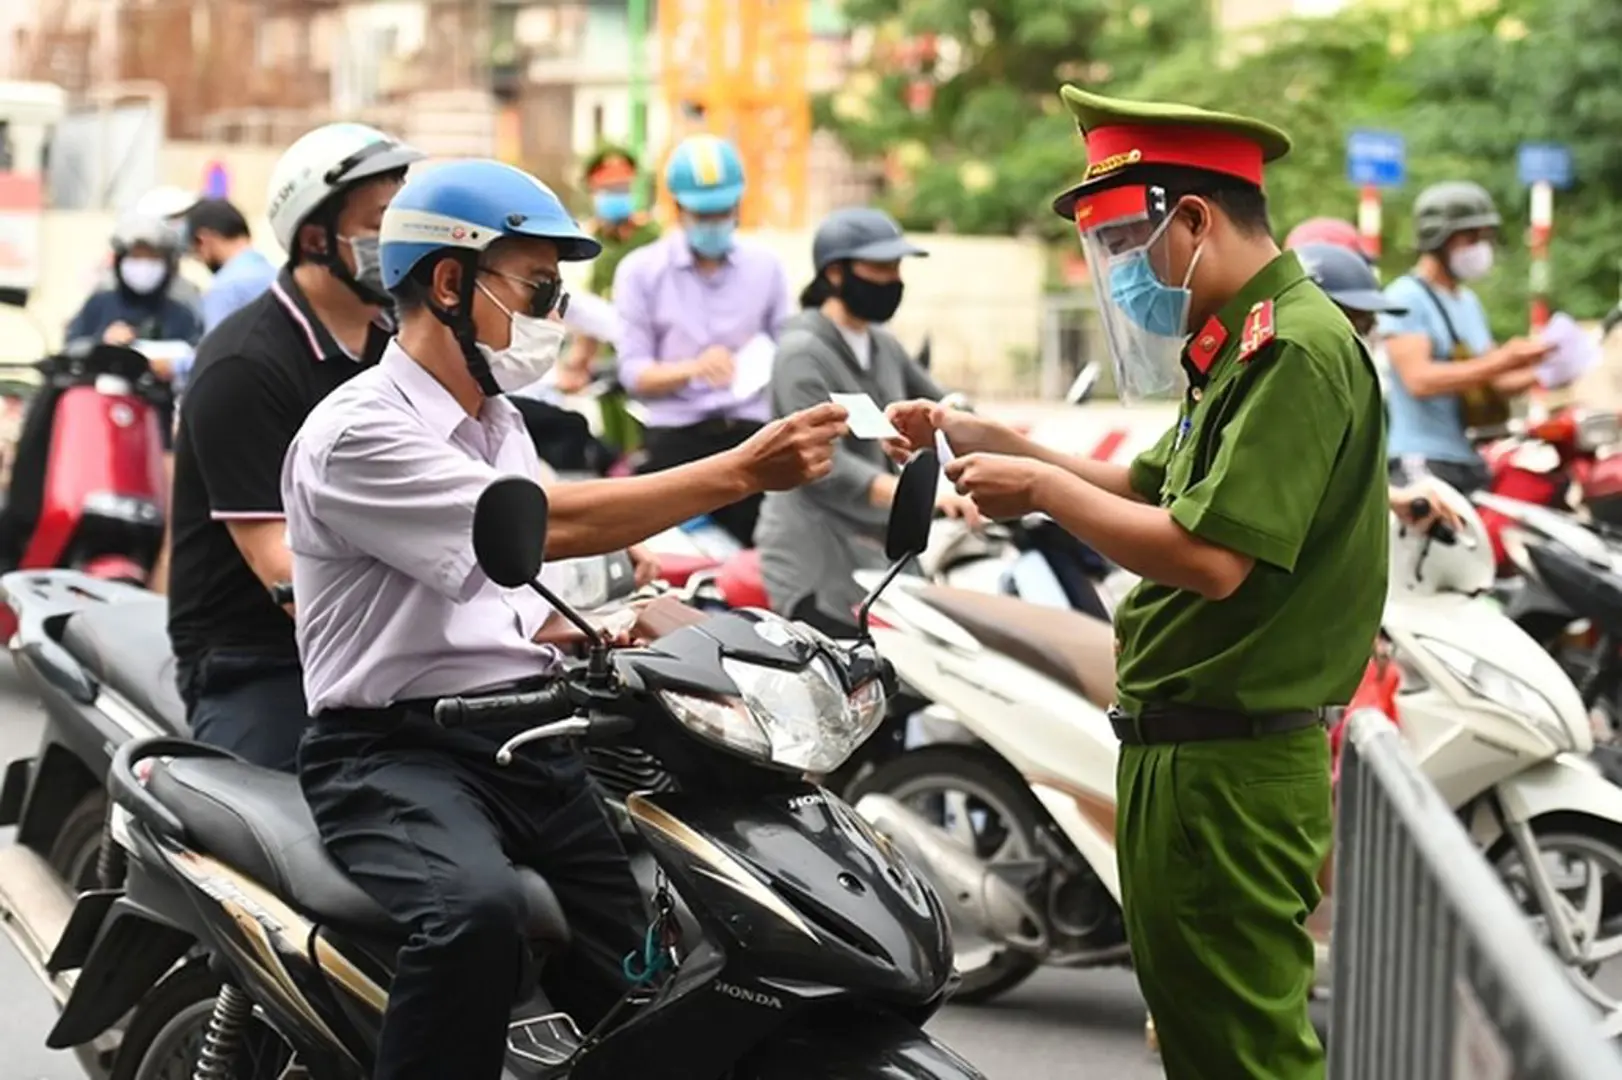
[65,213,204,357]
[1382,181,1551,494]
[615,133,792,546]
[166,122,424,771]
[0,215,204,571]
[281,158,845,1080]
[887,88,1389,1080]
[1295,244,1467,545]
[756,206,978,635]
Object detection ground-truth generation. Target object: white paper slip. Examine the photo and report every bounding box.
[730,334,777,400]
[934,428,955,464]
[559,289,622,347]
[830,392,901,439]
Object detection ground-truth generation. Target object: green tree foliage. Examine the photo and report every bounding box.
[814,0,1212,238]
[821,0,1622,332]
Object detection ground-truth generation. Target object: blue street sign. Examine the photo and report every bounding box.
[1518,143,1574,189]
[1346,129,1406,188]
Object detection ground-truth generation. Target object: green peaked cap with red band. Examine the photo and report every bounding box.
[1051,86,1293,222]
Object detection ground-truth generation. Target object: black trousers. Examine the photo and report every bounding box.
[299,704,646,1080]
[640,419,763,547]
[178,650,309,773]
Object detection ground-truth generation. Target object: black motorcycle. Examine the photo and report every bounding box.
[40,453,987,1079]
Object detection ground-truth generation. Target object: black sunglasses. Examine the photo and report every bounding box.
[478,267,569,319]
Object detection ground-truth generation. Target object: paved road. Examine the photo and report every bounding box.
[0,656,1165,1080]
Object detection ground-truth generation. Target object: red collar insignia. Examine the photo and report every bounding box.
[1188,317,1228,375]
[1237,300,1277,364]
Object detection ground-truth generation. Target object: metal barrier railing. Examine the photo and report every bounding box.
[1330,710,1622,1079]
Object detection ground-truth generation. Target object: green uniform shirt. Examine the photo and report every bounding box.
[1114,251,1389,716]
[589,217,662,299]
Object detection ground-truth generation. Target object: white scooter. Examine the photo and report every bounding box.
[855,483,1622,1024]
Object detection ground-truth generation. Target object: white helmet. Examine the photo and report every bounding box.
[112,213,182,255]
[266,122,424,255]
[1388,480,1494,599]
[134,185,200,222]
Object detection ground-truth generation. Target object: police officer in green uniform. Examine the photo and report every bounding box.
[555,144,664,448]
[887,88,1389,1080]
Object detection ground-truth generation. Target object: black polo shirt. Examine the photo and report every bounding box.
[167,269,383,667]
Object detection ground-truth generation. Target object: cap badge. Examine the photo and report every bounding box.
[1083,149,1143,180]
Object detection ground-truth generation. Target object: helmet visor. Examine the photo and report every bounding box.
[1076,186,1188,404]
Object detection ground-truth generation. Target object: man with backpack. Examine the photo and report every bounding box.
[1381,181,1551,493]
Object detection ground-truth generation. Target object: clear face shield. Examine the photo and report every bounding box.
[1075,186,1204,404]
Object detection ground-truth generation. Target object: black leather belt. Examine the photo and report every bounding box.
[1109,704,1336,746]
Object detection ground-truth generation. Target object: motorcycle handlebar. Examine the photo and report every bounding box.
[433,681,579,727]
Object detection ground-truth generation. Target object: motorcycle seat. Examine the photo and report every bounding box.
[60,598,187,735]
[915,585,1116,709]
[145,757,571,947]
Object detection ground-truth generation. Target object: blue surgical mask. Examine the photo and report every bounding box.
[594,191,635,224]
[686,219,737,259]
[1108,249,1193,338]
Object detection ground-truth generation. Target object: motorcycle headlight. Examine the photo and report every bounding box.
[658,659,887,773]
[1415,635,1572,749]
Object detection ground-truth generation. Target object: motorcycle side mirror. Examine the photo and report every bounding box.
[473,476,615,681]
[857,449,940,639]
[1066,361,1101,406]
[473,476,549,586]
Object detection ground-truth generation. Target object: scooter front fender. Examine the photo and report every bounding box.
[1493,753,1622,830]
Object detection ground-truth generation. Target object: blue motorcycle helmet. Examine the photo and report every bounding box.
[1295,241,1406,335]
[664,134,746,215]
[380,159,601,395]
[665,135,746,259]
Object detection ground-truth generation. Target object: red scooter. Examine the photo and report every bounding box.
[0,343,168,637]
[1473,406,1622,574]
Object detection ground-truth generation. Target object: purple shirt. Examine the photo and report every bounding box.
[613,232,790,428]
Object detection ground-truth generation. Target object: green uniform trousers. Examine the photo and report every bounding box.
[1117,723,1332,1080]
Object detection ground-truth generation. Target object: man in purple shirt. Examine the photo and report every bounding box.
[613,134,790,545]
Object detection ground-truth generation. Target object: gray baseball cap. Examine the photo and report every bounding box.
[812,207,928,272]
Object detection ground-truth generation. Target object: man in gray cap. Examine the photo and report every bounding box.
[756,206,977,634]
[1381,180,1550,493]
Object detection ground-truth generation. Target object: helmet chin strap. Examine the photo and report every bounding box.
[426,254,503,398]
[316,215,392,308]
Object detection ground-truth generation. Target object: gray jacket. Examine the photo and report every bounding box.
[756,310,942,625]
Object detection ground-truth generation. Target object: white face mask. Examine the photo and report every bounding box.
[1448,240,1495,282]
[475,281,567,392]
[119,257,169,295]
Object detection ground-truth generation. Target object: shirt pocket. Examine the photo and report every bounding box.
[1162,383,1237,504]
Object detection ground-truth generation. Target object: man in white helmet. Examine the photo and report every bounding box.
[166,122,424,771]
[87,186,207,315]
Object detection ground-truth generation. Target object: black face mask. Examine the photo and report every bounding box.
[840,271,904,324]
